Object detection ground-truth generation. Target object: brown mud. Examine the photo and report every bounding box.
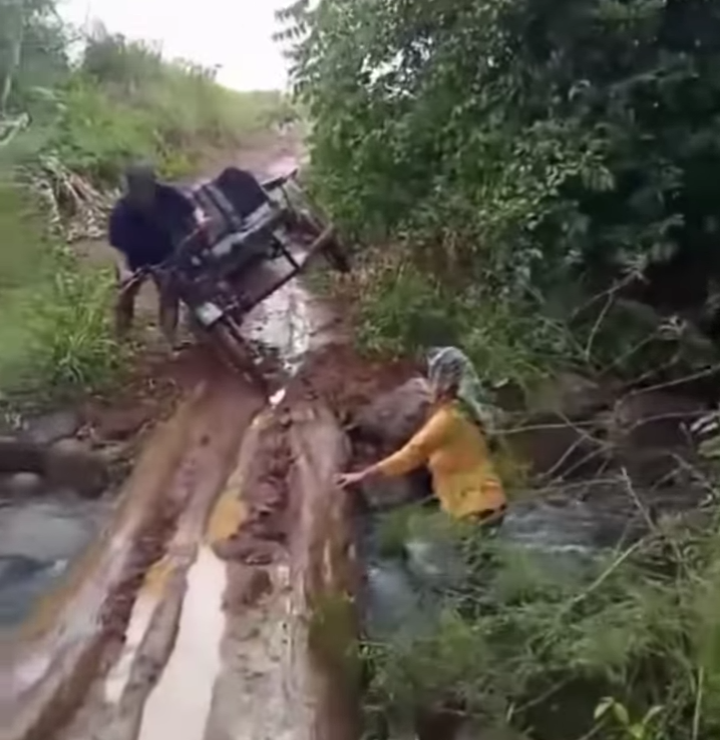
[2,355,263,740]
[212,342,416,574]
[1,131,414,740]
[2,276,414,740]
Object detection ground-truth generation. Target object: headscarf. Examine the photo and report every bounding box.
[426,346,496,431]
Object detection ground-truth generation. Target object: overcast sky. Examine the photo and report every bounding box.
[59,0,290,91]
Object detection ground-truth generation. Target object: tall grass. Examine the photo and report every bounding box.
[49,29,294,183]
[0,185,121,396]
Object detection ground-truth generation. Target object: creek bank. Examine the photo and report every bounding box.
[0,347,199,632]
[339,366,720,740]
[353,371,713,533]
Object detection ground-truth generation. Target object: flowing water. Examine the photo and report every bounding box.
[360,490,627,642]
[0,497,112,628]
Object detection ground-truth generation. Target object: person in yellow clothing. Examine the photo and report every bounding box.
[337,347,507,525]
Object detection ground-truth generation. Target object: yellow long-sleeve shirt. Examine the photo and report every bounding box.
[376,402,506,519]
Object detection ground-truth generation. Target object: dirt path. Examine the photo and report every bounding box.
[2,335,407,740]
[0,126,423,740]
[1,130,408,737]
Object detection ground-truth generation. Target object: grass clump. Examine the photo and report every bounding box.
[0,184,123,397]
[26,248,124,393]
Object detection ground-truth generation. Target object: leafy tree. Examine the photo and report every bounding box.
[0,0,68,114]
[282,0,720,306]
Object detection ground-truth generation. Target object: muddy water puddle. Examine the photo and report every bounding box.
[137,548,225,740]
[246,279,342,379]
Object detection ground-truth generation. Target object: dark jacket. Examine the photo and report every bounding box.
[109,184,195,271]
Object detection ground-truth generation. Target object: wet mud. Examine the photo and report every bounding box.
[2,134,413,740]
[1,356,263,740]
[1,257,410,740]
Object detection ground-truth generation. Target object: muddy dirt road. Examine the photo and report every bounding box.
[1,133,369,740]
[0,252,381,740]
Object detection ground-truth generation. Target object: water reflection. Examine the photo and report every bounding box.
[137,548,226,740]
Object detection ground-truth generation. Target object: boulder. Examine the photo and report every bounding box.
[615,447,693,488]
[492,381,526,412]
[503,412,609,480]
[44,439,109,499]
[353,378,431,449]
[0,437,45,474]
[92,405,153,441]
[21,410,81,445]
[1,471,44,498]
[525,372,613,420]
[610,391,706,449]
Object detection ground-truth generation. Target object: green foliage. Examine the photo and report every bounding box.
[0,0,69,114]
[0,186,123,396]
[27,248,123,392]
[0,11,292,399]
[43,28,292,183]
[361,509,720,740]
[282,0,720,381]
[351,254,580,388]
[4,19,294,180]
[289,0,720,285]
[594,698,665,740]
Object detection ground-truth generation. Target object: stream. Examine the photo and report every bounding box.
[360,496,608,643]
[0,498,110,627]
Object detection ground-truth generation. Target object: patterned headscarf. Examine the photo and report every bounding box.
[426,346,495,430]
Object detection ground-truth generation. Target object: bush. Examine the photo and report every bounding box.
[27,248,123,392]
[0,252,123,397]
[282,0,720,380]
[0,185,123,396]
[344,252,580,389]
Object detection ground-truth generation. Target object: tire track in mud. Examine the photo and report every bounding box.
[5,249,417,740]
[4,145,330,740]
[3,359,263,740]
[49,342,414,740]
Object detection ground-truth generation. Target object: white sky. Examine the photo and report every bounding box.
[59,0,290,92]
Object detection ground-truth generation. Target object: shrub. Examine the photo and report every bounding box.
[361,507,720,740]
[27,247,124,392]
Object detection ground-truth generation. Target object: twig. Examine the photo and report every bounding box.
[584,289,615,363]
[620,467,690,573]
[630,363,720,398]
[570,275,634,322]
[544,443,611,486]
[691,666,704,740]
[563,538,646,613]
[572,722,604,740]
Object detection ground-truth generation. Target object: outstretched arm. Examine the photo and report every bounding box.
[337,410,452,488]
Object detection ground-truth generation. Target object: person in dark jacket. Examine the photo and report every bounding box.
[109,163,205,344]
